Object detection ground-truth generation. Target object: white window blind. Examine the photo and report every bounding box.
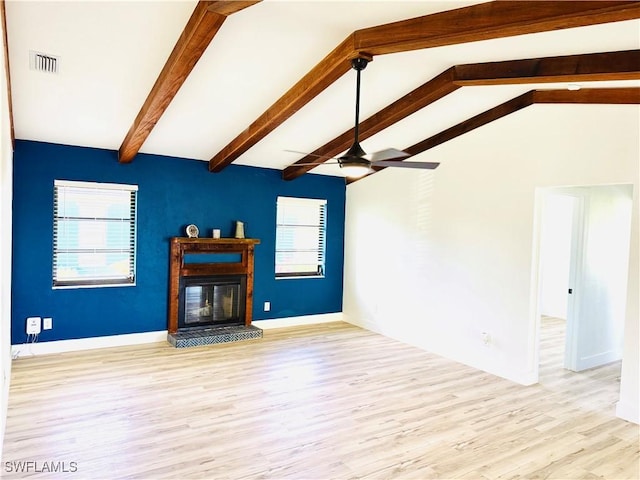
[53,180,138,288]
[275,196,327,278]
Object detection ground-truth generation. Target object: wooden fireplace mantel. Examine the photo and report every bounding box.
[168,237,260,334]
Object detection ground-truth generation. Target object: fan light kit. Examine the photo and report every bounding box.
[338,158,371,178]
[288,57,440,178]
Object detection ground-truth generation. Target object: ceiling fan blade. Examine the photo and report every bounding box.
[289,161,342,166]
[372,160,440,169]
[365,148,410,162]
[284,149,337,160]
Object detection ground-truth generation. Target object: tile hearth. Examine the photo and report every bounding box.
[167,325,263,348]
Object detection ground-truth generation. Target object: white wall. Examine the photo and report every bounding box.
[343,104,639,423]
[0,10,12,457]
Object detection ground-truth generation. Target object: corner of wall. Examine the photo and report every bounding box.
[616,399,639,425]
[0,4,14,457]
[0,125,12,462]
[0,116,12,464]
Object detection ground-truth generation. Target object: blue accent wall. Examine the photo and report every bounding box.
[11,141,345,343]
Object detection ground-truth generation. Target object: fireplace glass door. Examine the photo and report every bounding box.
[179,276,246,329]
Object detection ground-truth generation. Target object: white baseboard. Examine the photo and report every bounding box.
[255,312,343,329]
[10,313,344,357]
[11,330,167,358]
[616,399,640,424]
[343,314,538,386]
[576,350,622,371]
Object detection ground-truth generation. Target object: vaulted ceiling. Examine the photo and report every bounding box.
[4,1,640,181]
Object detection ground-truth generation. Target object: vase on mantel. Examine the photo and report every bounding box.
[234,221,245,239]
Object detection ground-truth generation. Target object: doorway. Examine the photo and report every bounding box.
[538,192,576,379]
[536,184,633,383]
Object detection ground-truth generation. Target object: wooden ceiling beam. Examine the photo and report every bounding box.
[406,87,640,159]
[352,87,640,183]
[1,0,14,149]
[206,1,260,16]
[533,87,640,104]
[354,1,640,56]
[209,1,640,173]
[403,92,535,158]
[118,0,260,164]
[454,50,640,86]
[283,49,640,181]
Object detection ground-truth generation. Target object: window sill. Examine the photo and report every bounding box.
[275,275,325,280]
[52,282,136,290]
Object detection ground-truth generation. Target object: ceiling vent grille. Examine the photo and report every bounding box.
[29,51,59,74]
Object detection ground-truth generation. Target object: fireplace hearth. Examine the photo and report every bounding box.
[167,238,262,348]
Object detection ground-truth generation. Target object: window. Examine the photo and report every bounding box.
[275,196,327,278]
[53,180,138,288]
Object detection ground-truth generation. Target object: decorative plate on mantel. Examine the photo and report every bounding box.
[185,224,199,238]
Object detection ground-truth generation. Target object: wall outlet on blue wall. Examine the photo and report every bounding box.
[26,317,41,335]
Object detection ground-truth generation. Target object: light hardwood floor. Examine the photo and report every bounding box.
[3,320,638,479]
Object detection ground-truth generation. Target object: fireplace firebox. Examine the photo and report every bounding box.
[178,275,246,329]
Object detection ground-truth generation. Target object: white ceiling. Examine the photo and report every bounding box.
[5,1,640,178]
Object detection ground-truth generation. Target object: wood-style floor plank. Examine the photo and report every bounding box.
[2,319,638,479]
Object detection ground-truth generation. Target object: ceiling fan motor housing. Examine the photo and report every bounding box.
[351,57,369,71]
[344,141,366,158]
[339,155,369,168]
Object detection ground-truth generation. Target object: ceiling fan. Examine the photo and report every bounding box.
[287,57,440,178]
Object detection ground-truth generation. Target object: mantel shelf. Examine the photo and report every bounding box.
[172,237,260,245]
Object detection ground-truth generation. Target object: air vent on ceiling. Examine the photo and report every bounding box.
[29,51,59,74]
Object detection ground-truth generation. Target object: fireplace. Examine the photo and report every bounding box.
[179,275,246,329]
[167,238,261,345]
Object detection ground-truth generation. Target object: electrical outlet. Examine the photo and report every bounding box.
[264,301,271,312]
[43,317,53,330]
[26,317,41,335]
[481,332,491,346]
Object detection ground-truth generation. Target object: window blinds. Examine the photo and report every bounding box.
[53,180,138,287]
[275,196,327,277]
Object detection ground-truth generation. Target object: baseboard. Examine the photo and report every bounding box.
[10,313,345,357]
[577,349,622,371]
[616,399,640,424]
[11,330,167,358]
[343,314,538,386]
[255,312,343,329]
